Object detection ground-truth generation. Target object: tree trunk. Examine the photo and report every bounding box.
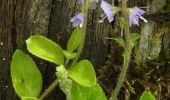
[0,0,53,99]
[138,0,168,63]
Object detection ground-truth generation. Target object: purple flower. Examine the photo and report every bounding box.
[129,8,147,27]
[100,0,114,23]
[71,13,84,27]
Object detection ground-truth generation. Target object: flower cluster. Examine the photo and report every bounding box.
[70,0,147,27]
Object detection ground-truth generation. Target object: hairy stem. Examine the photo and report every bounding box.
[71,0,89,66]
[110,0,131,100]
[39,79,59,100]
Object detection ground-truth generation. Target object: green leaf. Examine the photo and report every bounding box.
[26,36,64,65]
[114,37,125,47]
[69,60,96,87]
[70,81,107,100]
[140,91,156,100]
[67,28,82,52]
[63,50,77,59]
[130,33,140,48]
[22,97,38,100]
[11,50,42,98]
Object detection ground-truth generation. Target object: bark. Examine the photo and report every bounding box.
[138,0,168,63]
[0,0,52,100]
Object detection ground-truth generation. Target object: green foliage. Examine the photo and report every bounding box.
[26,36,64,65]
[113,33,140,48]
[21,97,38,100]
[130,33,140,48]
[63,50,77,59]
[11,33,101,100]
[113,37,125,47]
[70,81,107,100]
[67,28,83,52]
[140,91,156,100]
[69,60,96,87]
[11,50,42,98]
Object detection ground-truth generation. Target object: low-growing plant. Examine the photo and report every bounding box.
[10,0,156,100]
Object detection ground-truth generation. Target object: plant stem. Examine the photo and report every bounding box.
[110,0,131,100]
[112,0,115,5]
[71,0,89,66]
[39,79,59,100]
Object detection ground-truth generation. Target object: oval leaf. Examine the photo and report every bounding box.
[11,50,42,98]
[140,91,156,100]
[69,60,96,87]
[26,36,64,65]
[70,81,107,100]
[67,28,82,52]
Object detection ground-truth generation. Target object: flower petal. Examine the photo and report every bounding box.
[129,8,146,27]
[100,0,114,22]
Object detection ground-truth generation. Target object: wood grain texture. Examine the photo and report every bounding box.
[0,0,52,99]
